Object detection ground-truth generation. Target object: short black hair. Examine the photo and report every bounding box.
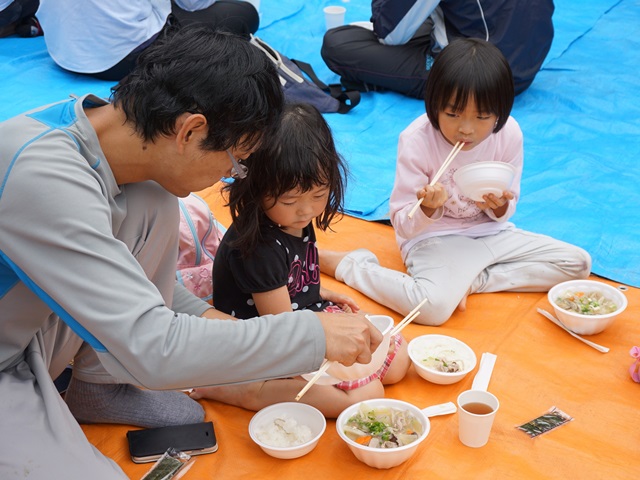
[111,25,284,152]
[425,38,514,133]
[225,103,347,254]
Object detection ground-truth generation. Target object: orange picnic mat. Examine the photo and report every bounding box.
[82,185,639,479]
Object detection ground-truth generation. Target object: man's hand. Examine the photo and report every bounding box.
[315,311,382,366]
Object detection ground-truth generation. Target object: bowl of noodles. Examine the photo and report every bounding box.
[548,279,628,335]
[408,334,477,385]
[336,399,430,469]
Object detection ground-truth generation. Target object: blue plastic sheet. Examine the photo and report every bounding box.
[0,0,638,287]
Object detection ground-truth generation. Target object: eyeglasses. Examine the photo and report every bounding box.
[227,150,248,179]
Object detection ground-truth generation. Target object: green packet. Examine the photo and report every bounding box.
[140,448,195,480]
[515,406,573,438]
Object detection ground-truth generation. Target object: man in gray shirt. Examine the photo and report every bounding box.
[0,26,381,479]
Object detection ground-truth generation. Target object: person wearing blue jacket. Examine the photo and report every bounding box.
[321,0,554,98]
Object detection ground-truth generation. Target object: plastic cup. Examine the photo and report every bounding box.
[324,6,346,30]
[457,390,500,448]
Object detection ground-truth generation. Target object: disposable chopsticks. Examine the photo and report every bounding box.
[295,360,332,401]
[389,297,428,336]
[407,141,464,219]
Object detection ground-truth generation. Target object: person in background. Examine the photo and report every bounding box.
[321,38,591,326]
[0,26,381,480]
[0,0,42,37]
[321,0,554,98]
[36,0,259,81]
[190,103,410,417]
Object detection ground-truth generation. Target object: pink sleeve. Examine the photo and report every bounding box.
[390,116,445,239]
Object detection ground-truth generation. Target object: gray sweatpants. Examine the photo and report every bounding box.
[0,182,182,479]
[335,228,592,326]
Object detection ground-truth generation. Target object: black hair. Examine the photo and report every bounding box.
[424,38,514,133]
[225,103,347,255]
[111,25,284,152]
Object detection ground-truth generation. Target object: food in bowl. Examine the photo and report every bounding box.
[408,334,477,385]
[254,414,313,447]
[342,403,423,449]
[419,343,470,373]
[249,402,326,459]
[336,399,431,469]
[553,289,619,315]
[547,279,628,335]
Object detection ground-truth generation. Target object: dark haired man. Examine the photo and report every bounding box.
[0,26,381,479]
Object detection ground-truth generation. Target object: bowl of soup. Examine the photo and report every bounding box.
[408,334,477,385]
[548,279,627,335]
[453,161,516,202]
[336,399,430,469]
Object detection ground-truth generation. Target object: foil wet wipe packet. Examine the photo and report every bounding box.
[516,406,573,438]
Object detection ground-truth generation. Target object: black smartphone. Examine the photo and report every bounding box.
[126,421,218,463]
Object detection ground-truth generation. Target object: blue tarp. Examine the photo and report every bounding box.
[1,0,638,287]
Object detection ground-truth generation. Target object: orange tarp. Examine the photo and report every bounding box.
[82,185,640,479]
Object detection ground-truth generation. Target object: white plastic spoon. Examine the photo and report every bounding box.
[422,401,457,417]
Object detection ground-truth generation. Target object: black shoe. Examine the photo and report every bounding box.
[340,77,386,94]
[16,16,42,37]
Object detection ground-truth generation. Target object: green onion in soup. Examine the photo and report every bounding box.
[343,403,423,449]
[555,290,618,315]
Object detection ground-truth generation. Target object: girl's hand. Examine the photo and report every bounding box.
[320,287,360,313]
[417,183,448,217]
[417,183,448,209]
[476,190,514,217]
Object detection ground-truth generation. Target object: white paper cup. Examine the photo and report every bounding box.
[457,390,500,448]
[324,6,346,30]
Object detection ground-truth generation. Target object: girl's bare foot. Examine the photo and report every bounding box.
[318,249,351,277]
[457,288,472,312]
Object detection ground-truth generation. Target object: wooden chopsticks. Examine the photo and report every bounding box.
[407,141,464,219]
[295,360,332,401]
[389,298,428,336]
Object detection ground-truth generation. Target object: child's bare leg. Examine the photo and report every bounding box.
[191,377,384,418]
[190,382,267,411]
[318,249,351,278]
[381,336,411,385]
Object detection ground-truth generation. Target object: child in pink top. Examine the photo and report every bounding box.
[323,38,591,326]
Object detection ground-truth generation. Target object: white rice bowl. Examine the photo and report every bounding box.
[249,402,326,459]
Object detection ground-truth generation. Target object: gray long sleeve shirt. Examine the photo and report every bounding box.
[0,94,326,389]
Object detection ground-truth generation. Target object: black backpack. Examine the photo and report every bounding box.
[249,35,360,114]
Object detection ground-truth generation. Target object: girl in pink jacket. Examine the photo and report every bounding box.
[322,38,591,326]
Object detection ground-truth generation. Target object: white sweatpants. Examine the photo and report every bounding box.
[335,228,591,326]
